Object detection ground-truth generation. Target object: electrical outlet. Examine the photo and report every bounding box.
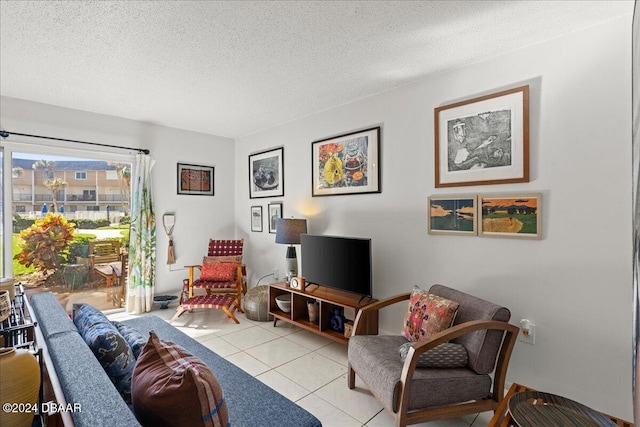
[519,320,535,345]
[272,269,279,281]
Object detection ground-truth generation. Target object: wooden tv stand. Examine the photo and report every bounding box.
[268,282,378,344]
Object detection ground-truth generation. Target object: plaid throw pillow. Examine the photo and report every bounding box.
[132,331,229,427]
[401,286,459,342]
[199,262,236,282]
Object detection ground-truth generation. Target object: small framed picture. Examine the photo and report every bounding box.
[435,85,529,188]
[268,202,283,233]
[249,147,284,199]
[312,127,381,196]
[428,195,477,236]
[478,193,542,239]
[251,206,263,232]
[177,163,214,196]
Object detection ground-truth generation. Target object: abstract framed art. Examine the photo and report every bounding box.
[177,163,214,196]
[478,193,541,239]
[311,126,381,196]
[435,85,529,188]
[428,195,477,236]
[249,147,284,199]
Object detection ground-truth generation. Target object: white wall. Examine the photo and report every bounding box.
[235,16,633,420]
[0,96,237,295]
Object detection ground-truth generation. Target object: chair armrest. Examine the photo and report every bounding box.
[352,292,411,335]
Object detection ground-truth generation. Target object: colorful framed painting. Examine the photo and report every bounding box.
[478,193,541,239]
[311,126,381,196]
[268,202,283,233]
[249,147,284,199]
[428,195,477,236]
[435,85,529,188]
[251,206,263,232]
[177,163,214,196]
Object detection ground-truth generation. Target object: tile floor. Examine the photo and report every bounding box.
[107,305,491,427]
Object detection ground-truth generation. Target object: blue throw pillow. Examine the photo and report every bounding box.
[112,321,147,359]
[73,304,135,403]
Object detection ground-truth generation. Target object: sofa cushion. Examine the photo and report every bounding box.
[199,262,236,282]
[398,341,468,368]
[348,335,491,412]
[132,331,229,427]
[429,284,511,374]
[402,286,459,342]
[112,321,147,359]
[73,304,135,403]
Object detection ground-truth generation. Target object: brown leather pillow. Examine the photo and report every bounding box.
[132,331,229,427]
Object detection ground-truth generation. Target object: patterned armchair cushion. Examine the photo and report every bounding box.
[398,341,468,368]
[199,262,237,282]
[132,331,229,427]
[73,304,135,403]
[402,286,459,342]
[112,321,147,359]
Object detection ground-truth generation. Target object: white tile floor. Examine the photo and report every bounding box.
[107,305,490,427]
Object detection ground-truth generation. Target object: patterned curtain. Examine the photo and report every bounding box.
[126,154,156,314]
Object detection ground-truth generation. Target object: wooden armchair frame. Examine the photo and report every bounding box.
[348,292,519,427]
[184,263,245,313]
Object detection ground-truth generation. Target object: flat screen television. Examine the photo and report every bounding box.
[300,234,372,297]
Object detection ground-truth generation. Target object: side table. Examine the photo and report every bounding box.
[489,383,633,427]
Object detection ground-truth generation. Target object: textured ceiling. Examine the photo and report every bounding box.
[0,1,634,138]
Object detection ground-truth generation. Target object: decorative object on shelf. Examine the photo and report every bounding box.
[251,206,263,232]
[344,321,354,338]
[268,202,283,233]
[290,276,305,291]
[0,290,11,322]
[428,194,478,236]
[0,347,40,427]
[275,217,307,276]
[249,147,284,199]
[330,307,347,333]
[435,85,529,188]
[307,300,319,324]
[177,163,214,196]
[312,126,381,196]
[478,193,542,239]
[0,278,15,300]
[275,294,292,313]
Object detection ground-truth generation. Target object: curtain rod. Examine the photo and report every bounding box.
[0,130,150,155]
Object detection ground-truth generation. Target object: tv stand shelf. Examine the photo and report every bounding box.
[268,282,378,344]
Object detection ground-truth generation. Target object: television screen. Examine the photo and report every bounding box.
[300,234,372,297]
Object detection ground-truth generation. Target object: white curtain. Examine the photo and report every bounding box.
[126,154,156,314]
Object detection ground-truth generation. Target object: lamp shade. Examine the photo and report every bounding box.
[275,218,307,244]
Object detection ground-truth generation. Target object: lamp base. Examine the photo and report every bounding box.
[285,246,298,277]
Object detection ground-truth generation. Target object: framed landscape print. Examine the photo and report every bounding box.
[268,202,283,233]
[428,195,477,236]
[435,85,529,188]
[177,163,214,196]
[478,193,541,239]
[312,126,381,196]
[249,147,284,199]
[251,206,263,232]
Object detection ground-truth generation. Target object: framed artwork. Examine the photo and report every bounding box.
[428,195,477,236]
[249,147,284,199]
[312,126,381,196]
[478,193,541,239]
[268,202,283,233]
[435,85,529,188]
[177,163,214,196]
[250,206,263,232]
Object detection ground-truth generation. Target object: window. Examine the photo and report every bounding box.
[105,170,118,180]
[86,205,99,211]
[43,170,54,180]
[75,171,87,180]
[14,206,26,213]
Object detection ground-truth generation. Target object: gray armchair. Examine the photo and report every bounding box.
[347,284,519,427]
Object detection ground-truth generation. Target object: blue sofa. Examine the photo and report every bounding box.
[30,292,322,427]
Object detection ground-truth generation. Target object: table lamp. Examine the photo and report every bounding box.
[275,218,307,278]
